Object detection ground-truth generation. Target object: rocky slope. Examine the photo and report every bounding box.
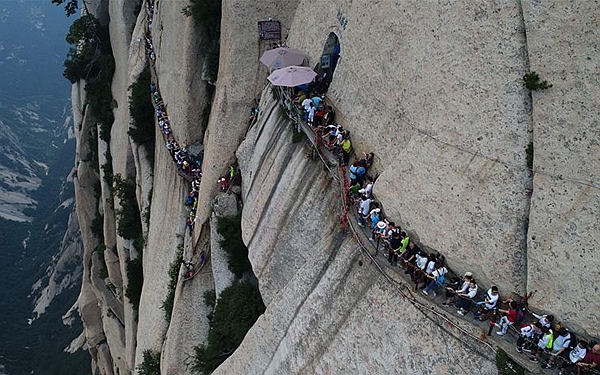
[68,0,599,374]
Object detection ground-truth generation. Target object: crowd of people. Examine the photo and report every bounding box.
[144,0,218,278]
[289,84,599,374]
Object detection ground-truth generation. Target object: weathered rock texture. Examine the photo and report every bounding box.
[283,0,599,336]
[193,0,300,227]
[217,91,497,374]
[69,0,599,374]
[31,207,83,317]
[523,0,600,337]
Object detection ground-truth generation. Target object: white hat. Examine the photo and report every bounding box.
[464,272,473,277]
[376,221,387,229]
[373,208,381,213]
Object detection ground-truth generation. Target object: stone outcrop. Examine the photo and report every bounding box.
[31,207,83,318]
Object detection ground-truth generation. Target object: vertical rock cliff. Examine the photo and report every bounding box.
[67,0,599,374]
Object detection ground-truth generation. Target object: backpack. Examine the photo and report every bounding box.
[435,268,447,287]
[566,331,577,350]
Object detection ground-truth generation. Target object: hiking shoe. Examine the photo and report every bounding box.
[516,347,523,353]
[542,364,554,369]
[422,290,429,296]
[496,331,506,336]
[369,237,374,241]
[523,347,533,353]
[457,309,466,316]
[529,357,539,363]
[442,303,450,308]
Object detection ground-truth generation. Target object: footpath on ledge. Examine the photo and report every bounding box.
[274,85,599,375]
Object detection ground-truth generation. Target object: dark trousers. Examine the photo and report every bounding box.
[457,296,473,311]
[388,249,398,265]
[342,151,350,165]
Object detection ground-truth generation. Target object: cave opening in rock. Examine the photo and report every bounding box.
[316,32,340,93]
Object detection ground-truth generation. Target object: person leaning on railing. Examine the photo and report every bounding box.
[576,343,600,374]
[456,280,479,316]
[557,339,588,375]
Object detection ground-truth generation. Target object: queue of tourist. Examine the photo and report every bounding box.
[290,84,599,374]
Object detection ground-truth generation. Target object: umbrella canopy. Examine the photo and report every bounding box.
[260,47,306,70]
[267,66,317,87]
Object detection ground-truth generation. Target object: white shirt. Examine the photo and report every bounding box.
[464,285,478,299]
[432,267,448,278]
[457,281,470,294]
[484,289,499,310]
[302,98,312,111]
[359,183,373,197]
[415,254,427,270]
[359,198,372,215]
[569,346,587,363]
[425,260,435,275]
[532,313,552,328]
[519,324,537,339]
[553,333,571,352]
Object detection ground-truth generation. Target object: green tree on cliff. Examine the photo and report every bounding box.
[52,0,81,17]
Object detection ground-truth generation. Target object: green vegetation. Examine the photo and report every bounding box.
[191,282,266,374]
[102,150,114,187]
[523,71,552,91]
[496,348,525,375]
[91,212,104,240]
[203,289,216,308]
[86,128,100,173]
[63,13,115,141]
[217,214,252,278]
[120,191,144,314]
[182,0,222,82]
[52,0,80,17]
[136,350,161,375]
[125,255,143,314]
[526,141,534,170]
[200,99,212,138]
[94,244,108,279]
[162,245,184,322]
[128,65,156,160]
[134,235,146,254]
[143,189,153,226]
[112,174,142,240]
[291,124,303,143]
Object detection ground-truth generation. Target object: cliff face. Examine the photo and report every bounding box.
[69,0,599,374]
[523,0,600,337]
[215,91,498,374]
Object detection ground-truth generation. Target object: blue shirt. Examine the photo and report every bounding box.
[312,96,322,108]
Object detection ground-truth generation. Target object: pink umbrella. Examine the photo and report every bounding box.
[260,47,306,70]
[267,66,317,87]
